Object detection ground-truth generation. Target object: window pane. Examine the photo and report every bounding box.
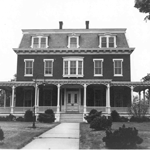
[114,60,122,75]
[41,37,46,48]
[70,37,77,48]
[64,61,68,75]
[109,37,114,47]
[25,61,33,75]
[33,38,39,48]
[45,60,52,75]
[94,60,102,75]
[101,37,107,48]
[70,61,76,74]
[78,61,82,75]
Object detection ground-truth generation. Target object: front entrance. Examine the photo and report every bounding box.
[67,91,79,111]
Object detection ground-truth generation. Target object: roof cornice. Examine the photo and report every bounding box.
[22,28,127,34]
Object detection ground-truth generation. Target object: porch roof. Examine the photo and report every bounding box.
[0,80,150,92]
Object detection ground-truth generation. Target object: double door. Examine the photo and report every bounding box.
[67,91,79,111]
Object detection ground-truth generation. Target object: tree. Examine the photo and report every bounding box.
[134,0,150,20]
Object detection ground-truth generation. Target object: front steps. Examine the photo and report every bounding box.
[60,113,83,122]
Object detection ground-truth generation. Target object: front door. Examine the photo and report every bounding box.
[67,91,79,111]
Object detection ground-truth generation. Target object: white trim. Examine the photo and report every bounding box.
[63,57,84,78]
[93,59,104,76]
[43,59,54,77]
[113,59,123,76]
[31,36,48,48]
[99,35,117,48]
[24,59,34,77]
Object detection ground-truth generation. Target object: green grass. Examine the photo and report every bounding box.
[0,121,59,149]
[80,122,150,149]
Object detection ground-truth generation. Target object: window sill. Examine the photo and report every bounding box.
[24,75,33,77]
[94,74,103,77]
[63,75,84,78]
[114,74,123,77]
[44,75,53,77]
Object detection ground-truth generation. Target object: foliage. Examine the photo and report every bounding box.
[130,116,150,122]
[38,113,55,123]
[134,0,150,20]
[103,124,143,149]
[90,116,112,131]
[111,110,120,122]
[84,110,102,123]
[45,109,54,115]
[0,127,4,141]
[6,114,16,121]
[128,97,149,118]
[24,110,33,122]
[16,116,24,122]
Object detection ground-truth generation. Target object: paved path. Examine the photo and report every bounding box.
[22,123,79,149]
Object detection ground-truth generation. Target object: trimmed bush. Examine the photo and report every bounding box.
[45,109,54,115]
[111,110,120,122]
[38,113,55,123]
[103,124,143,149]
[24,110,33,122]
[16,116,24,122]
[84,110,102,123]
[6,114,16,121]
[90,116,112,130]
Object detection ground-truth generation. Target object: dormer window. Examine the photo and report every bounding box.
[31,36,48,48]
[68,35,79,48]
[99,35,116,48]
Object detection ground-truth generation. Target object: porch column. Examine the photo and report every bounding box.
[11,86,15,114]
[106,84,110,114]
[130,86,134,104]
[139,91,141,101]
[83,84,87,113]
[34,84,38,113]
[57,84,60,113]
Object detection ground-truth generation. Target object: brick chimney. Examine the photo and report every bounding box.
[59,21,63,29]
[85,21,89,29]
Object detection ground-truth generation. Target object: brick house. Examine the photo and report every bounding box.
[0,21,150,122]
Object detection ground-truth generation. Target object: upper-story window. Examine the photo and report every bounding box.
[31,36,48,48]
[63,57,83,77]
[43,59,54,76]
[93,59,104,76]
[67,35,80,48]
[99,35,116,48]
[24,59,34,76]
[113,59,123,76]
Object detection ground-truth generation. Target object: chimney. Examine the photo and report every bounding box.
[59,21,63,29]
[85,21,89,29]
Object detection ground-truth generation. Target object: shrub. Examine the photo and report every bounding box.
[90,116,112,130]
[0,117,7,121]
[24,110,33,122]
[6,114,16,121]
[130,116,150,122]
[16,116,24,122]
[84,110,102,123]
[0,127,4,141]
[38,113,55,123]
[103,124,143,149]
[45,109,54,115]
[111,110,120,122]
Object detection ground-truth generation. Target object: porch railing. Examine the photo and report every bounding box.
[86,106,106,113]
[111,107,128,113]
[0,107,11,114]
[38,106,57,113]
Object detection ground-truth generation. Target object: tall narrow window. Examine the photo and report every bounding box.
[33,38,39,48]
[44,59,54,76]
[93,59,103,76]
[78,61,82,75]
[113,59,123,76]
[64,61,68,75]
[24,59,34,76]
[101,37,107,48]
[109,37,114,47]
[41,37,46,48]
[70,61,76,75]
[68,36,79,48]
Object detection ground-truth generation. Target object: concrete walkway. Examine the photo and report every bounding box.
[22,123,79,149]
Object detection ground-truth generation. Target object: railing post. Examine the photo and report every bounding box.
[83,84,87,114]
[11,86,15,114]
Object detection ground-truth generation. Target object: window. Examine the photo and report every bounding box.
[43,59,54,76]
[68,36,79,48]
[99,35,116,48]
[31,36,48,48]
[24,59,34,76]
[63,57,84,77]
[113,59,123,76]
[93,59,103,76]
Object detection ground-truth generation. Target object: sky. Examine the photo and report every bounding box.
[0,0,149,82]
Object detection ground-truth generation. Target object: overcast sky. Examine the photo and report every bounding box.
[0,0,149,81]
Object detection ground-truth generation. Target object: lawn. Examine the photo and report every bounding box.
[80,122,150,149]
[0,121,59,149]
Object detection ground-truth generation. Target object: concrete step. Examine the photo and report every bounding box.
[60,113,83,122]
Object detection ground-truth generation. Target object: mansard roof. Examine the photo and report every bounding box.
[18,28,130,49]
